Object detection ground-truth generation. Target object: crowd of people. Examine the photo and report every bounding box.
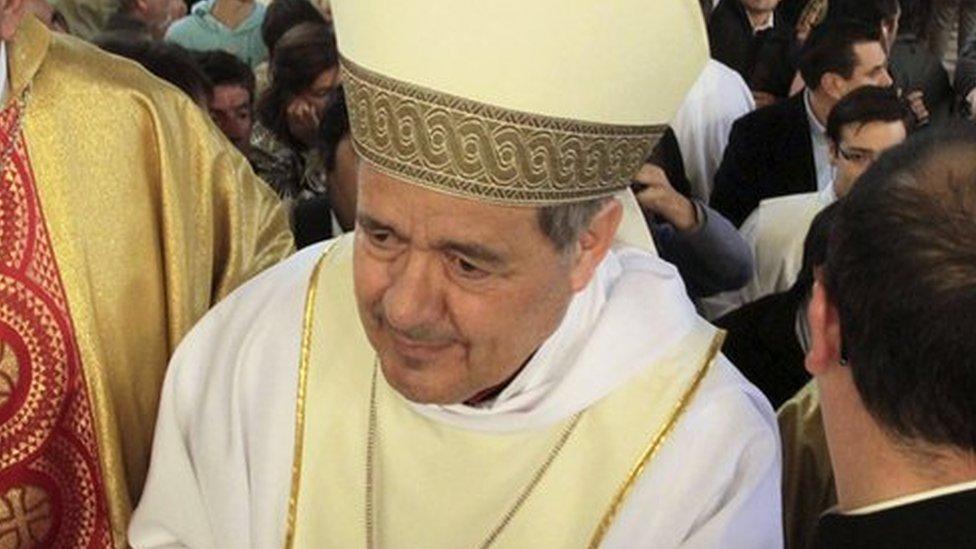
[2,0,975,547]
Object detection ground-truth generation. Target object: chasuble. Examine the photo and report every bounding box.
[0,17,293,547]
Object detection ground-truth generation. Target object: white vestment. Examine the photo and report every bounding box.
[129,239,782,548]
[673,59,755,203]
[700,185,835,320]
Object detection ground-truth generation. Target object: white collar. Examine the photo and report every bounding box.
[818,181,838,204]
[409,245,700,432]
[803,89,827,136]
[752,11,774,34]
[844,479,976,516]
[0,42,8,105]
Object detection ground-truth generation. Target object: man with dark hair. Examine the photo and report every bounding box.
[826,0,900,49]
[704,86,911,319]
[711,20,893,227]
[195,49,257,154]
[98,38,213,107]
[707,0,781,86]
[804,125,976,548]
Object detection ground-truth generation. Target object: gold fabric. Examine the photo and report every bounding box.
[10,18,294,546]
[286,235,723,547]
[778,382,836,549]
[342,56,666,206]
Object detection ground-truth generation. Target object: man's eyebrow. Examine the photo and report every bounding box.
[438,240,507,266]
[357,214,401,237]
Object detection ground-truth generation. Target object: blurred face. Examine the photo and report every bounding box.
[838,42,893,96]
[830,120,906,198]
[300,67,339,118]
[209,84,253,152]
[353,166,585,405]
[741,0,779,15]
[137,0,173,37]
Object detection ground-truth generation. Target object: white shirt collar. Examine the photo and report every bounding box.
[843,479,976,516]
[803,89,827,136]
[752,11,774,34]
[818,181,838,204]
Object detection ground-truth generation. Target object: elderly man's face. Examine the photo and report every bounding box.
[353,165,587,405]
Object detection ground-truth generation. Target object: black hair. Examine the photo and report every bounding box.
[260,0,326,54]
[256,22,338,149]
[97,38,212,103]
[193,49,256,101]
[318,86,349,173]
[799,20,884,90]
[823,123,976,452]
[825,86,914,144]
[826,0,900,28]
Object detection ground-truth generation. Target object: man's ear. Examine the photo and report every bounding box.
[568,199,622,292]
[820,72,847,102]
[805,273,844,376]
[0,0,28,41]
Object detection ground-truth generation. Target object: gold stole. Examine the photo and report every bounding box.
[287,235,723,548]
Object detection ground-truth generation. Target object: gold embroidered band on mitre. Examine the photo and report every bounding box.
[340,55,667,205]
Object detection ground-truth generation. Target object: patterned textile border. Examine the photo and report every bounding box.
[341,55,666,205]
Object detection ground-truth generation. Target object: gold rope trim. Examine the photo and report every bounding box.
[588,329,728,548]
[340,55,666,205]
[284,244,337,549]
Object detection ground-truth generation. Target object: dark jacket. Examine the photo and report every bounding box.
[813,488,976,549]
[710,92,816,226]
[891,33,954,125]
[708,0,776,87]
[715,289,808,408]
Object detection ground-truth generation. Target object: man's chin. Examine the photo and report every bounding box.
[378,357,466,405]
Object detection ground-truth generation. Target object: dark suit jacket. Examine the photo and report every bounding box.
[715,289,808,408]
[813,487,976,549]
[710,92,816,226]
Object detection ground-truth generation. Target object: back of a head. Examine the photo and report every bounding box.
[261,0,326,54]
[194,49,256,99]
[825,85,913,144]
[98,38,213,105]
[799,20,883,91]
[826,0,900,28]
[824,124,976,452]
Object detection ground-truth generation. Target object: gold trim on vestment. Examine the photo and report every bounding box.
[284,246,335,549]
[340,55,666,205]
[588,329,728,548]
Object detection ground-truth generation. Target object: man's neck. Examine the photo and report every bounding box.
[211,0,255,30]
[820,377,976,512]
[807,89,834,128]
[745,9,773,31]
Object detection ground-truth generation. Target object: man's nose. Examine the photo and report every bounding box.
[382,253,444,333]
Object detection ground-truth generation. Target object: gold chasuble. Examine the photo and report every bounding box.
[287,237,723,547]
[0,18,293,548]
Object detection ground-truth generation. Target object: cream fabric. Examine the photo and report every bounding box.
[130,239,783,548]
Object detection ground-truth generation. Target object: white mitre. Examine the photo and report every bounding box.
[331,0,709,250]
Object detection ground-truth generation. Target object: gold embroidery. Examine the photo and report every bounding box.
[588,330,727,548]
[341,56,666,205]
[284,243,340,549]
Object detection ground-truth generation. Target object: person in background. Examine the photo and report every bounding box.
[0,7,292,547]
[889,0,953,125]
[704,86,912,319]
[251,22,337,203]
[716,202,838,409]
[708,0,782,88]
[711,20,893,227]
[97,38,213,108]
[253,0,325,92]
[165,0,266,67]
[316,85,355,232]
[194,49,256,157]
[806,125,976,548]
[632,163,754,299]
[26,0,69,31]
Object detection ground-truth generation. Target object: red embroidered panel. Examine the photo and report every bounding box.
[0,100,113,548]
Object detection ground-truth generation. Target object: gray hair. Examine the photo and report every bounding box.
[536,197,613,253]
